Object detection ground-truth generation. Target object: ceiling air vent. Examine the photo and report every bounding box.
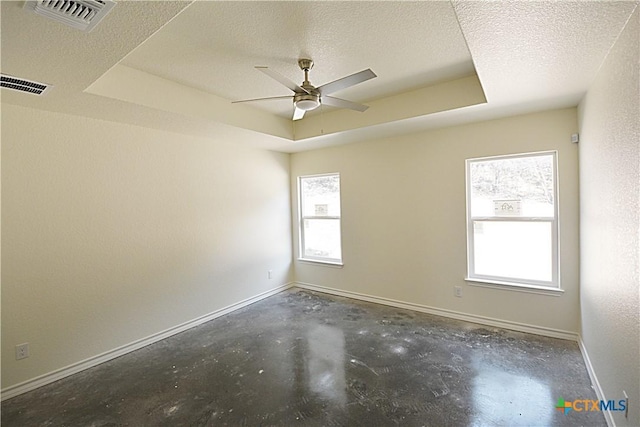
[24,0,116,33]
[1,74,52,96]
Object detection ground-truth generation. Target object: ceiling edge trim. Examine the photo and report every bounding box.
[85,64,294,140]
[293,75,487,141]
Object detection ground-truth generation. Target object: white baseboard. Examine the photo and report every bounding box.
[1,283,294,402]
[2,281,582,402]
[293,281,579,341]
[578,337,615,427]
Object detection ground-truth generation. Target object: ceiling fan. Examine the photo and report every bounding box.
[233,59,377,121]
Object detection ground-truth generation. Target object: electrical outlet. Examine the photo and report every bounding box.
[268,270,273,280]
[16,343,30,360]
[454,286,463,298]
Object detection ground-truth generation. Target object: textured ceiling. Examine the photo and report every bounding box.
[453,0,638,107]
[1,1,638,152]
[121,1,475,118]
[0,1,190,102]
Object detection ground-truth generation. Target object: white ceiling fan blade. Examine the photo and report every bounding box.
[232,95,292,104]
[256,66,309,94]
[293,107,306,121]
[321,96,369,112]
[317,69,377,95]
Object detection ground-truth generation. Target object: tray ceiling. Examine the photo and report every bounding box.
[1,1,637,152]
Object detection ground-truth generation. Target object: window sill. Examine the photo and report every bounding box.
[465,277,564,296]
[297,258,344,268]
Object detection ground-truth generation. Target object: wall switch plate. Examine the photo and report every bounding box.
[268,270,273,279]
[454,286,463,298]
[16,343,30,360]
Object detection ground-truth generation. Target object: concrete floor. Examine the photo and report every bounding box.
[2,289,605,426]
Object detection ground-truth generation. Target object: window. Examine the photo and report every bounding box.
[466,152,559,288]
[298,173,342,264]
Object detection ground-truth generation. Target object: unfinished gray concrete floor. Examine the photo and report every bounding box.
[2,289,605,426]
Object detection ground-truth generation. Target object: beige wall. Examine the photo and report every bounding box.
[1,104,292,389]
[291,108,580,333]
[578,7,639,427]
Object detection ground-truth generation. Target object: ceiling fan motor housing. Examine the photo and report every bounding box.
[294,80,320,111]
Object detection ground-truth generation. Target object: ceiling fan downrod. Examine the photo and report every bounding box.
[295,58,320,111]
[298,58,314,84]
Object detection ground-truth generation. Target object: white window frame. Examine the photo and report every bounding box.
[298,173,343,265]
[465,151,560,290]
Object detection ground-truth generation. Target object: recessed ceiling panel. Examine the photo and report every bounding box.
[121,1,476,118]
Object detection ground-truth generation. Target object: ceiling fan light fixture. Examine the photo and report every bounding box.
[294,93,320,111]
[296,99,319,111]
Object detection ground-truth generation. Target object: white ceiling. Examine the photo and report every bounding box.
[1,0,637,153]
[120,1,475,118]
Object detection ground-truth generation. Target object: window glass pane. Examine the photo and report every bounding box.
[470,154,554,217]
[473,221,552,282]
[301,175,340,217]
[303,219,342,260]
